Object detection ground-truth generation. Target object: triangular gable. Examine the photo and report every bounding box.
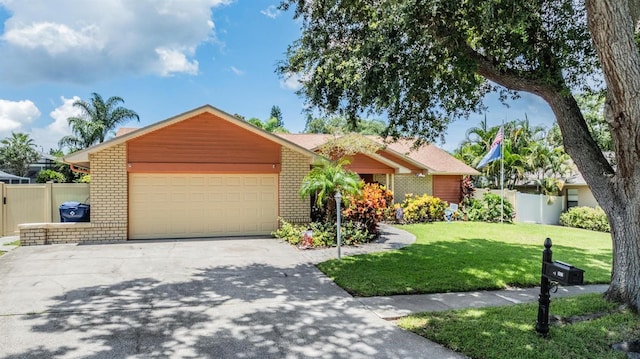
[65,105,322,168]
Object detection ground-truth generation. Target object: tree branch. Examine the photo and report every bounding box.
[459,43,616,203]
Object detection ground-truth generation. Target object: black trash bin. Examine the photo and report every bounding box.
[59,201,90,222]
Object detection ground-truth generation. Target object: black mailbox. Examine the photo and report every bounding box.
[543,260,584,285]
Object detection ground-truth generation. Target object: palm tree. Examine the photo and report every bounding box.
[464,115,494,150]
[0,132,39,177]
[299,158,362,222]
[59,93,139,151]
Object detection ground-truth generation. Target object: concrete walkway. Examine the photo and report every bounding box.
[359,284,609,319]
[298,223,416,264]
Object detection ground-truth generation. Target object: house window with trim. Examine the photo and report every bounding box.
[567,188,579,209]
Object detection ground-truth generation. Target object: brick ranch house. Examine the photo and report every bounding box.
[277,133,479,204]
[19,105,477,245]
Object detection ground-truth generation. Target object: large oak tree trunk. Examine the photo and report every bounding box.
[607,200,640,307]
[584,0,640,311]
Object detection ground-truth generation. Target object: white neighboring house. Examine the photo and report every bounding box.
[563,171,599,209]
[562,152,615,210]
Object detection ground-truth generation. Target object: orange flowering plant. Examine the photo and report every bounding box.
[343,183,394,237]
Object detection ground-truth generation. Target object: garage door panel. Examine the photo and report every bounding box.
[130,173,278,239]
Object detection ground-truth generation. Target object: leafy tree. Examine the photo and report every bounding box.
[0,132,39,177]
[457,119,568,191]
[48,149,83,183]
[304,116,387,135]
[270,105,284,127]
[576,93,613,152]
[299,158,362,223]
[36,169,66,183]
[59,93,139,151]
[247,117,264,129]
[247,117,289,133]
[280,0,640,309]
[316,133,382,159]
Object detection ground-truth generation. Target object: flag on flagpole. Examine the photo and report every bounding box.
[477,127,503,169]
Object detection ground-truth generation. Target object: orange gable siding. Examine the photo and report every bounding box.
[376,151,421,172]
[344,153,394,174]
[433,175,462,204]
[127,113,281,173]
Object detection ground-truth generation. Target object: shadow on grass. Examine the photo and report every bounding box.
[2,261,427,359]
[318,238,611,297]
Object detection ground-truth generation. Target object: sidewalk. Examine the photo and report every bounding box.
[358,284,609,319]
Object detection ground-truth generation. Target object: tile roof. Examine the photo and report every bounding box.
[276,133,479,175]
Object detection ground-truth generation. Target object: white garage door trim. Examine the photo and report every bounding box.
[129,173,278,239]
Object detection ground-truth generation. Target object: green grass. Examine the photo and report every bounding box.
[317,222,612,296]
[398,294,639,359]
[0,239,19,256]
[6,239,20,246]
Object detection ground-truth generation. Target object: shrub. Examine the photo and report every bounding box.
[309,221,373,246]
[560,206,610,232]
[36,169,66,183]
[343,183,393,235]
[272,218,373,247]
[465,193,514,223]
[401,194,447,223]
[272,218,306,245]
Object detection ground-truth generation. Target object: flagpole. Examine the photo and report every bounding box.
[500,117,505,224]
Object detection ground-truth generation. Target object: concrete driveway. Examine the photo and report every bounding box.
[0,238,463,359]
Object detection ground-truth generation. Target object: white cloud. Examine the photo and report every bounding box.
[4,22,102,55]
[261,5,281,19]
[230,66,245,76]
[0,99,41,133]
[29,96,82,151]
[155,47,199,76]
[48,96,81,135]
[280,72,304,90]
[0,0,231,82]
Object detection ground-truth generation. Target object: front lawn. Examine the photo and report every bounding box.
[398,294,639,359]
[317,222,612,296]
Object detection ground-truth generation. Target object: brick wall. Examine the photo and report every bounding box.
[393,174,433,202]
[19,144,129,245]
[279,147,311,224]
[88,143,128,241]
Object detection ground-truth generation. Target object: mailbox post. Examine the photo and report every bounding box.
[535,238,585,336]
[536,238,553,336]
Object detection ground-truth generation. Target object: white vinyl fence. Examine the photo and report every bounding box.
[473,188,565,225]
[0,182,90,236]
[515,192,565,225]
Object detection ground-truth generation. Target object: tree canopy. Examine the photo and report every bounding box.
[280,0,640,310]
[455,118,570,194]
[304,115,386,135]
[0,132,39,177]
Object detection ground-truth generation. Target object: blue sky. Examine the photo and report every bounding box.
[0,0,555,153]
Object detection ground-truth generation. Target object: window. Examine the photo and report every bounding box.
[567,188,579,209]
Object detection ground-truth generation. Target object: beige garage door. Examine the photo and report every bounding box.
[129,173,278,239]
